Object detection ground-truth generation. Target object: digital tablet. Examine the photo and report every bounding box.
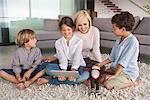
[49,70,79,78]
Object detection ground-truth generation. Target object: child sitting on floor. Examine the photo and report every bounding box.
[37,16,89,85]
[91,12,140,90]
[0,29,46,90]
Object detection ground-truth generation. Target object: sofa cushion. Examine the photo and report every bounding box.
[93,17,112,32]
[132,16,140,31]
[100,40,115,48]
[10,18,44,30]
[134,34,150,45]
[36,30,62,40]
[37,40,57,48]
[100,31,116,41]
[44,19,59,31]
[133,17,150,35]
[58,15,73,21]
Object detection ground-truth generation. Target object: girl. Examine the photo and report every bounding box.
[37,17,89,85]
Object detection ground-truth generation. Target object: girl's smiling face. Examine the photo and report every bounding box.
[61,24,73,40]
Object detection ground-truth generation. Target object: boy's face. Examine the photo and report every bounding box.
[61,24,73,40]
[112,24,124,36]
[25,36,37,48]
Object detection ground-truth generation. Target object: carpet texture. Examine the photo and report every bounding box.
[0,54,150,100]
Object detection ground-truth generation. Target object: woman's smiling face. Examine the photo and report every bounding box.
[77,18,90,34]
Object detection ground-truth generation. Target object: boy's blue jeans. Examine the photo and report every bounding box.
[0,62,48,78]
[45,63,90,85]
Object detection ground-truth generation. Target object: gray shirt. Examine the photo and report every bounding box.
[12,47,42,73]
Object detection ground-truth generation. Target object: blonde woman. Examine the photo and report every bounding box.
[73,10,105,91]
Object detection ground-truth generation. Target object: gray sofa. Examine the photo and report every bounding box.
[36,19,61,48]
[36,16,150,56]
[36,15,70,48]
[93,17,150,56]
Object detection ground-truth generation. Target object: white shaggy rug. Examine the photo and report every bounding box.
[0,54,150,100]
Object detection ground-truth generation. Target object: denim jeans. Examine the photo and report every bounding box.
[1,62,48,78]
[46,63,90,85]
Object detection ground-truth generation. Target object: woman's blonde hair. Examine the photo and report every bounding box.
[74,10,92,29]
[15,29,36,47]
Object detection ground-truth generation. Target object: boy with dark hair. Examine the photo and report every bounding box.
[95,12,140,90]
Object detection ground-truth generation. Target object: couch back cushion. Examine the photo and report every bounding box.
[93,16,140,32]
[132,16,140,31]
[133,17,150,35]
[44,19,59,31]
[10,18,44,30]
[58,15,73,21]
[93,17,112,32]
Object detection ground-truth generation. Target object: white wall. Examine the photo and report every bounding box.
[95,0,150,18]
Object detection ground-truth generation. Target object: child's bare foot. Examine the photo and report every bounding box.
[16,82,25,90]
[58,76,66,81]
[68,76,76,82]
[37,78,48,85]
[24,80,33,88]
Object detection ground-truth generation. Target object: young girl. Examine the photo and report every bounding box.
[37,17,89,85]
[0,29,46,89]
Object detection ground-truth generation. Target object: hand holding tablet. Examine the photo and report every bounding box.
[49,70,79,78]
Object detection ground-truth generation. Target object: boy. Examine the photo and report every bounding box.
[95,12,139,90]
[0,29,46,89]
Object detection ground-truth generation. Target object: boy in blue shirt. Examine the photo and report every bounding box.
[93,12,139,90]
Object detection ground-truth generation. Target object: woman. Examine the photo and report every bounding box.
[73,10,104,91]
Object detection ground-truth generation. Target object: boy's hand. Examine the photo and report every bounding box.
[24,80,33,88]
[23,70,32,80]
[15,73,23,82]
[92,65,100,70]
[17,76,23,82]
[105,74,117,81]
[42,55,57,62]
[23,67,35,80]
[96,63,103,68]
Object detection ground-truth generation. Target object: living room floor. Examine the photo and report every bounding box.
[0,45,149,69]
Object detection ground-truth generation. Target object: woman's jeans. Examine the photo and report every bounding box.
[45,63,90,85]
